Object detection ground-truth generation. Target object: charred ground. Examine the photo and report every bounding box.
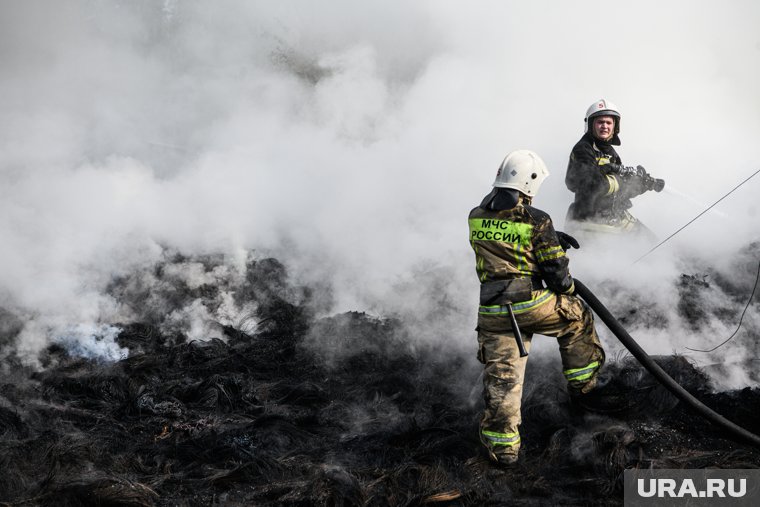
[1,254,759,506]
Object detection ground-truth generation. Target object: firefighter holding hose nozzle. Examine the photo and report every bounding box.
[468,150,606,467]
[565,99,665,238]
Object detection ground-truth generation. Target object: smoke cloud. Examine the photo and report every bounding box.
[1,1,759,383]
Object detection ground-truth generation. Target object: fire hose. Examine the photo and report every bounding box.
[574,279,760,448]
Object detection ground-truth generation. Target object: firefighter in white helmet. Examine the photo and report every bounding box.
[468,150,605,467]
[565,99,665,236]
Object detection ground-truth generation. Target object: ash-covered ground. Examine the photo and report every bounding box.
[1,252,759,506]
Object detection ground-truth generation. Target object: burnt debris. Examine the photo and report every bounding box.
[1,253,759,506]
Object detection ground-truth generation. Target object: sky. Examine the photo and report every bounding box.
[1,0,759,382]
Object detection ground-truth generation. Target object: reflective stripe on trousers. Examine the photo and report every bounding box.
[564,360,601,383]
[482,429,520,447]
[478,289,554,315]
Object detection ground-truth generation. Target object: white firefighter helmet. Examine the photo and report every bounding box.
[584,98,621,135]
[493,149,549,197]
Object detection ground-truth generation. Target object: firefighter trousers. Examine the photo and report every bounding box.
[476,290,605,461]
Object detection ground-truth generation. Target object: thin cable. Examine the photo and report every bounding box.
[686,258,760,353]
[633,168,760,264]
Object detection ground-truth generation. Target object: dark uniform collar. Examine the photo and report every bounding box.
[480,188,525,211]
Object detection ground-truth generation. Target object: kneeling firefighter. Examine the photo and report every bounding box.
[468,150,606,466]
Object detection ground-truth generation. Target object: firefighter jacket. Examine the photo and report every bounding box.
[468,197,574,307]
[565,132,647,222]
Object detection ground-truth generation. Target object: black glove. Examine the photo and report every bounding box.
[614,164,665,193]
[628,166,665,192]
[647,177,665,192]
[609,164,646,179]
[556,231,580,251]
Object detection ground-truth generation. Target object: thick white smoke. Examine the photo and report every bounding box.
[1,1,759,381]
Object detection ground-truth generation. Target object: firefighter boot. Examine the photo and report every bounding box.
[569,370,627,414]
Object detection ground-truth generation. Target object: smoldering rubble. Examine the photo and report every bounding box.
[0,251,759,506]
